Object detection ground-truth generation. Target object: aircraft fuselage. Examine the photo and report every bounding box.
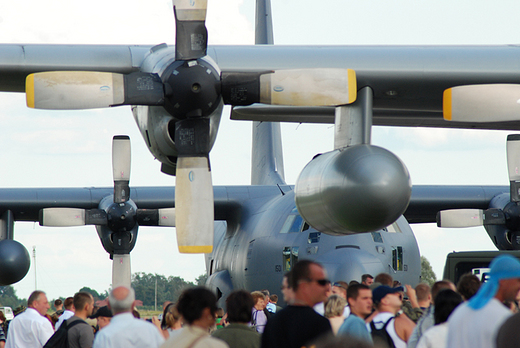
[205,187,420,307]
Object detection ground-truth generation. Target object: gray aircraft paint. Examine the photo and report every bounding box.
[0,0,517,301]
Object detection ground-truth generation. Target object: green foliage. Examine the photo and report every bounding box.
[35,272,210,308]
[78,286,102,301]
[196,273,208,286]
[131,272,207,306]
[0,286,24,308]
[420,255,437,287]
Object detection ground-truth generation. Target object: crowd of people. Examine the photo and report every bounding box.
[2,254,520,348]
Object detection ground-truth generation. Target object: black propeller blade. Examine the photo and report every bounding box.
[174,0,208,60]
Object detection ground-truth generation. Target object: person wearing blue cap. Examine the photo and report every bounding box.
[446,254,520,348]
[368,285,416,348]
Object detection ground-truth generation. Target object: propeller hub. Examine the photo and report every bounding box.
[162,59,221,119]
[106,203,136,232]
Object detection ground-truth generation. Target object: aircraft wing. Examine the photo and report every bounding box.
[405,185,509,223]
[3,44,520,130]
[1,184,510,225]
[0,185,290,223]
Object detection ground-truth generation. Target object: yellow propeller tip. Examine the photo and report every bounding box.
[26,74,35,108]
[178,245,213,254]
[347,69,357,104]
[443,88,452,121]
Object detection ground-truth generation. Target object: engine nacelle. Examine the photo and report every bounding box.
[295,145,411,235]
[486,193,520,250]
[132,104,223,176]
[131,45,223,175]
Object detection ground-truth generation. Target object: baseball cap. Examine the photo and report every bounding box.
[372,285,404,303]
[90,306,113,318]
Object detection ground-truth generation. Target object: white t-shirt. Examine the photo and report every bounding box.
[55,309,75,330]
[446,298,511,348]
[416,322,448,348]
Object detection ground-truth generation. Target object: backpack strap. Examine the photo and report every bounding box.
[369,320,377,331]
[382,317,396,348]
[382,317,394,329]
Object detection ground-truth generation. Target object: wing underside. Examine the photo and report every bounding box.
[405,185,509,223]
[3,44,520,130]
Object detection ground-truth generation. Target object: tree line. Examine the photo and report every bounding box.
[0,257,436,310]
[0,272,208,310]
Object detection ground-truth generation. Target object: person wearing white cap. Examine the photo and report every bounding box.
[446,254,520,348]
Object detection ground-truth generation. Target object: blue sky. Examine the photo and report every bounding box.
[0,0,516,300]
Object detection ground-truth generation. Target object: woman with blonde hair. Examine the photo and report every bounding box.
[154,302,183,339]
[324,295,347,335]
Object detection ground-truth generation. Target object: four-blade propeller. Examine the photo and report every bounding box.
[26,0,357,254]
[39,136,175,287]
[437,135,520,232]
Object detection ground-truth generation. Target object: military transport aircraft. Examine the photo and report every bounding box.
[0,0,518,302]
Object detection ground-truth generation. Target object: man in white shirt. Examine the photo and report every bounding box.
[92,286,164,348]
[5,290,54,348]
[447,254,520,348]
[55,296,75,330]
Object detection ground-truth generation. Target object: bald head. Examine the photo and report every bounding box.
[108,286,135,315]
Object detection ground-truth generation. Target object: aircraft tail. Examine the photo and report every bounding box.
[251,0,286,186]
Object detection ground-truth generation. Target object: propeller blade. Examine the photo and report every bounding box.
[436,209,484,228]
[40,208,108,226]
[443,84,520,122]
[40,208,86,226]
[113,135,131,204]
[136,208,176,227]
[175,157,213,253]
[39,208,86,226]
[221,69,356,107]
[26,71,164,110]
[173,0,208,60]
[507,134,520,202]
[112,254,131,288]
[157,208,176,226]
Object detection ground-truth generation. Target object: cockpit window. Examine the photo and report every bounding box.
[308,232,321,244]
[280,214,305,233]
[371,231,383,243]
[386,223,402,233]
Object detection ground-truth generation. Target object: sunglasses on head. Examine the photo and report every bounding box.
[333,282,347,290]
